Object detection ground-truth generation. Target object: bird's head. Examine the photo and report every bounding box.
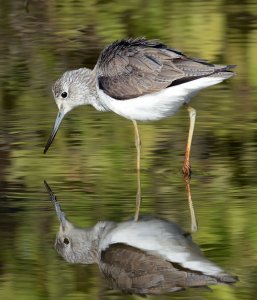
[55,222,98,265]
[44,181,99,264]
[44,68,93,154]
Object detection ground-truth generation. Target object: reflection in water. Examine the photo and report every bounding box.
[184,177,198,233]
[0,1,256,299]
[44,181,237,296]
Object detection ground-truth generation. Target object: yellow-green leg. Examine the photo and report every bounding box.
[183,105,196,178]
[184,177,198,233]
[132,120,141,222]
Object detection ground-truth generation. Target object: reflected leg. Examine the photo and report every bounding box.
[184,176,198,233]
[183,105,196,178]
[132,120,141,222]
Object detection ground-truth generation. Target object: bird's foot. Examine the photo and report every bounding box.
[182,160,191,179]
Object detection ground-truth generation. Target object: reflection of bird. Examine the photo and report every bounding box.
[44,38,235,177]
[44,181,237,295]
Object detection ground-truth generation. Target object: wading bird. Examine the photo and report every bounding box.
[44,38,235,178]
[44,181,237,295]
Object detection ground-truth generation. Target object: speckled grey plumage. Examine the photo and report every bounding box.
[96,38,235,100]
[44,38,235,153]
[45,181,238,296]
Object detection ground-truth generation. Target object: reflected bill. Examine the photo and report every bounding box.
[44,181,238,296]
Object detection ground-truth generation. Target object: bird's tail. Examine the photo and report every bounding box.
[211,64,236,79]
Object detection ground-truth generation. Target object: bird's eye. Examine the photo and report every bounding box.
[63,238,70,245]
[61,92,68,98]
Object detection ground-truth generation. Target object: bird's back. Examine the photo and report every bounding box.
[96,38,235,101]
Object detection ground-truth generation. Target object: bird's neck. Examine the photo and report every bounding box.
[88,93,109,112]
[85,69,110,112]
[92,221,116,260]
[76,221,115,264]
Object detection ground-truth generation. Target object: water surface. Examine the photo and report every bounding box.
[0,1,257,299]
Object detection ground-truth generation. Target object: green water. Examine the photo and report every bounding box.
[0,0,257,299]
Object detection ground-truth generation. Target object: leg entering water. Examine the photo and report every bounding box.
[132,120,141,221]
[182,105,197,231]
[184,176,198,233]
[183,105,196,179]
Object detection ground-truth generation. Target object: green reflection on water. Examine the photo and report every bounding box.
[0,0,257,299]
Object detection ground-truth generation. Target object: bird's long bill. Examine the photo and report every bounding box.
[44,180,66,229]
[44,109,65,154]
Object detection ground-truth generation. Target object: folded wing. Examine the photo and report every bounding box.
[96,38,235,100]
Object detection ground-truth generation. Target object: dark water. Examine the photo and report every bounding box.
[0,0,257,299]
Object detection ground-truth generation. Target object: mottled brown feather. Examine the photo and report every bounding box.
[96,38,235,100]
[99,243,237,296]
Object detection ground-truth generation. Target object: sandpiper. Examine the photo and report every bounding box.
[44,181,237,295]
[44,38,235,177]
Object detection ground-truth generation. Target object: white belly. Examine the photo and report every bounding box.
[96,77,225,121]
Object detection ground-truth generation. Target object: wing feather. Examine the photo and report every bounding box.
[95,38,234,100]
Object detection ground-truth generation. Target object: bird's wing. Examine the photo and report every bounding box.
[99,243,187,295]
[95,38,233,100]
[99,243,236,296]
[101,218,231,278]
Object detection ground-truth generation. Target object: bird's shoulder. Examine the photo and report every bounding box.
[97,37,184,68]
